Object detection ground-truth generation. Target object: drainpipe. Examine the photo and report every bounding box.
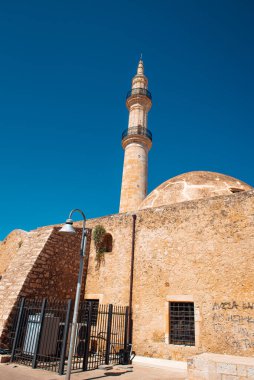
[128,214,137,346]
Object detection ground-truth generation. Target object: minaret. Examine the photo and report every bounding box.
[119,59,152,213]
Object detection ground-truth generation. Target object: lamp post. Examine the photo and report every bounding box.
[59,209,88,380]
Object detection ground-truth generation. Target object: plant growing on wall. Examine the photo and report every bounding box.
[92,225,106,269]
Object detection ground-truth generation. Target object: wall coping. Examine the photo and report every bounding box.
[133,355,187,369]
[188,352,254,366]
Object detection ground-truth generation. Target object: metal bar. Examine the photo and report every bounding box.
[32,298,47,369]
[10,297,25,362]
[65,225,87,379]
[58,299,72,375]
[124,307,129,350]
[83,302,92,371]
[128,214,136,346]
[105,304,113,365]
[169,302,195,345]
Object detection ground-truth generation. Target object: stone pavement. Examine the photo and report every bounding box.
[0,362,187,380]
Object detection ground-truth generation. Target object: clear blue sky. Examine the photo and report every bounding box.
[0,0,253,239]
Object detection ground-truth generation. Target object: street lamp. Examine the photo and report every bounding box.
[59,209,88,380]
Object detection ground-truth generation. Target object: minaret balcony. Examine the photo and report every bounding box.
[122,126,152,143]
[126,88,152,100]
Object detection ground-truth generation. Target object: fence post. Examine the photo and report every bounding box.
[105,304,113,365]
[124,306,129,350]
[58,299,72,375]
[32,298,47,369]
[10,297,25,362]
[83,302,92,371]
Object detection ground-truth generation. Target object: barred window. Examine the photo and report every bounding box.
[169,302,195,346]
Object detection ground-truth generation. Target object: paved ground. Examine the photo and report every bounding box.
[0,363,187,380]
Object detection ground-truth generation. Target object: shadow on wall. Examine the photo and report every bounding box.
[0,227,92,348]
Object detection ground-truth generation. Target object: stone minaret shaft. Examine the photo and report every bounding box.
[119,59,152,213]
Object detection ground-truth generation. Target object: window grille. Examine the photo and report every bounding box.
[169,302,195,346]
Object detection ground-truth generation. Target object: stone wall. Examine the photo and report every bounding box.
[0,226,91,346]
[187,353,254,379]
[0,229,28,276]
[132,190,254,360]
[0,227,52,345]
[83,213,133,306]
[0,190,253,361]
[18,227,89,300]
[82,190,254,360]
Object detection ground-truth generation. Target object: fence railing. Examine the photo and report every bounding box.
[126,88,152,100]
[8,298,129,374]
[9,298,71,373]
[122,126,152,142]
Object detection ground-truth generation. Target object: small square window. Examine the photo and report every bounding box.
[169,302,195,346]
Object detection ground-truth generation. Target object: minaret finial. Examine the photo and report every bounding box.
[137,56,144,75]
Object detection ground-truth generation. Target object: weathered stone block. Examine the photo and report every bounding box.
[217,363,237,375]
[247,367,254,378]
[237,365,247,376]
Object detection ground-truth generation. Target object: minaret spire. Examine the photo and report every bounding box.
[119,59,152,213]
[137,58,144,75]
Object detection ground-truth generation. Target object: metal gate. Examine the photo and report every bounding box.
[8,298,129,374]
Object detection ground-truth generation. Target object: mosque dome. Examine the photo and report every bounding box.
[139,171,252,210]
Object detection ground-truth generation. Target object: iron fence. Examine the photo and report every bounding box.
[8,298,128,374]
[9,298,71,373]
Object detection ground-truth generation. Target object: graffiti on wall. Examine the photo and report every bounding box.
[212,301,254,350]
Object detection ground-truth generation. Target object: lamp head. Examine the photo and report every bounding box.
[59,218,76,234]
